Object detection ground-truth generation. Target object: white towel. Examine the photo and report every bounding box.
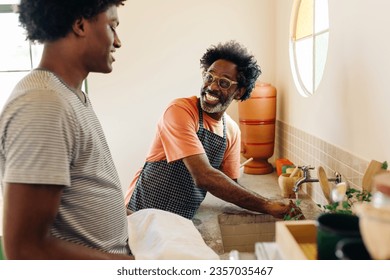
[127,209,220,260]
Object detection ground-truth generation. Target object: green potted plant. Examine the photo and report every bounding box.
[317,161,388,215]
[317,188,371,215]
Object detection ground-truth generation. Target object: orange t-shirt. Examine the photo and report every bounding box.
[125,96,241,205]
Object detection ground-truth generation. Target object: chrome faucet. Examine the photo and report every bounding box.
[292,165,342,193]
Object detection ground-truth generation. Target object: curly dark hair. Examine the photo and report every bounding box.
[200,41,261,101]
[18,0,126,43]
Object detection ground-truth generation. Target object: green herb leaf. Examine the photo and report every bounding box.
[317,187,371,216]
[341,201,350,209]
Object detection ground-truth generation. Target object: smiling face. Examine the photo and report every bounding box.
[200,59,245,120]
[84,5,121,74]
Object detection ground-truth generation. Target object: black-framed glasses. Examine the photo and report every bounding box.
[202,71,238,90]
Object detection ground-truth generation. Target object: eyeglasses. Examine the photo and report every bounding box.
[202,72,238,90]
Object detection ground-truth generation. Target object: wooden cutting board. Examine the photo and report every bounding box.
[317,166,331,203]
[362,160,384,192]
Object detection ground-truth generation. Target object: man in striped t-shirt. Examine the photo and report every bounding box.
[0,0,133,259]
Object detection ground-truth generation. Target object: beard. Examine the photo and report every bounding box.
[200,87,236,114]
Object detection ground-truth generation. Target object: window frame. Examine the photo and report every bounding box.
[289,0,330,97]
[0,4,42,74]
[0,3,88,110]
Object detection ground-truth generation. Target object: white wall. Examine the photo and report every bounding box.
[274,0,390,164]
[88,0,276,192]
[3,0,389,228]
[90,0,390,193]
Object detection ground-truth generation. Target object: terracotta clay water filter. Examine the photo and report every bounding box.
[238,82,276,174]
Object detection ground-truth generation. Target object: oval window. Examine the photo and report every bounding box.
[289,0,329,97]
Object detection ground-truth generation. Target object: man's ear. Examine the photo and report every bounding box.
[72,18,86,37]
[234,87,246,100]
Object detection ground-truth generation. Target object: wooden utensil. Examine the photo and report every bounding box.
[289,166,299,178]
[240,157,253,168]
[362,160,384,192]
[317,166,331,203]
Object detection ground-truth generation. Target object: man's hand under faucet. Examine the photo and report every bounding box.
[287,200,305,220]
[268,200,305,220]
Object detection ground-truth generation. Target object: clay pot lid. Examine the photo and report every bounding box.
[251,82,276,98]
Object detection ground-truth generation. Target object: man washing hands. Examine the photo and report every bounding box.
[125,41,305,221]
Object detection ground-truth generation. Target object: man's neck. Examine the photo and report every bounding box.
[38,40,87,92]
[204,111,224,121]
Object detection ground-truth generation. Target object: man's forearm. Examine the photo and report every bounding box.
[183,154,295,219]
[196,168,272,213]
[5,235,134,260]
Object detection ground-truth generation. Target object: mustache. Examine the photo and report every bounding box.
[202,88,220,97]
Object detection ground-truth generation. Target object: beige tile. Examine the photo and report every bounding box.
[275,122,372,204]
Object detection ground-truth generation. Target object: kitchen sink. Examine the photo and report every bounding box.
[218,212,278,252]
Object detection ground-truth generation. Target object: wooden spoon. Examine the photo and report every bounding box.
[317,166,331,203]
[362,160,383,192]
[289,166,299,178]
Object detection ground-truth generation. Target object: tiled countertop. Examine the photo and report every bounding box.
[193,171,322,259]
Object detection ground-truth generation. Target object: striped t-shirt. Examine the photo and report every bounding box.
[0,69,130,255]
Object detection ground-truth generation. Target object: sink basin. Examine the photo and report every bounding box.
[215,192,322,253]
[194,172,322,256]
[218,212,278,252]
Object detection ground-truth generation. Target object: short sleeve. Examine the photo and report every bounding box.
[1,90,76,186]
[158,103,205,163]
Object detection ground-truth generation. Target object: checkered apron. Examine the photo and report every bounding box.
[128,101,227,219]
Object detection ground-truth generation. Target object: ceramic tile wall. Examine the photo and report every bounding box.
[274,120,370,205]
